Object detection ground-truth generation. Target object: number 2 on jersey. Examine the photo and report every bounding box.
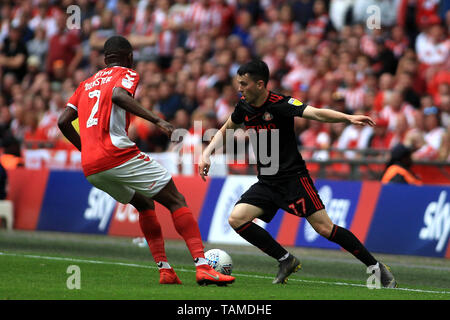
[87,89,100,128]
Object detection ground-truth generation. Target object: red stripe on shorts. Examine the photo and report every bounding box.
[300,177,323,210]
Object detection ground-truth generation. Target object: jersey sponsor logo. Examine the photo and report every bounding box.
[288,98,302,107]
[245,123,277,132]
[419,191,450,252]
[121,70,137,89]
[304,185,350,242]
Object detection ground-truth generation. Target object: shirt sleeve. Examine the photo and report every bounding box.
[230,102,246,124]
[114,68,140,96]
[66,83,82,111]
[269,97,307,118]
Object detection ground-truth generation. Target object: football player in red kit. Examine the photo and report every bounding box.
[58,35,234,286]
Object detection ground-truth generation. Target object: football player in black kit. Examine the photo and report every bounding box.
[199,60,397,288]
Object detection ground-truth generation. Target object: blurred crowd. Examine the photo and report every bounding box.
[0,0,449,171]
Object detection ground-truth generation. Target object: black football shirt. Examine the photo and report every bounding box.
[230,91,309,181]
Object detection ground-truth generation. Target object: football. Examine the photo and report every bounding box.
[205,249,233,275]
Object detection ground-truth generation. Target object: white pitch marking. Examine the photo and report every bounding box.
[1,251,449,295]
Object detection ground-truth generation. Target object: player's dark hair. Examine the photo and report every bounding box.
[104,35,132,55]
[103,36,133,67]
[237,60,270,86]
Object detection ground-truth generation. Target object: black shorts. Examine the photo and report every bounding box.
[235,174,325,223]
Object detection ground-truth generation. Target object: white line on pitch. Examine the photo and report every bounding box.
[1,251,449,295]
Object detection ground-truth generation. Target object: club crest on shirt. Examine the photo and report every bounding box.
[288,98,302,107]
[262,112,273,121]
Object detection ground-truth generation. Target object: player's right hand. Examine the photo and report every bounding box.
[198,155,210,181]
[157,120,174,137]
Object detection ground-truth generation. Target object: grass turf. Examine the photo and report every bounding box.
[1,230,449,300]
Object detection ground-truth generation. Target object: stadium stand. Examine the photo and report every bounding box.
[0,0,448,182]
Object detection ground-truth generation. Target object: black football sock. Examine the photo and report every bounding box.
[234,221,288,260]
[328,224,377,267]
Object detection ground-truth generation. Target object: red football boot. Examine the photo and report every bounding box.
[159,268,182,284]
[196,265,235,286]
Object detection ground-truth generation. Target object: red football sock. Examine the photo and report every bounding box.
[138,209,168,263]
[171,207,205,260]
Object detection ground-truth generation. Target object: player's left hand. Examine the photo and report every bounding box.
[157,120,174,137]
[348,115,376,127]
[198,155,211,181]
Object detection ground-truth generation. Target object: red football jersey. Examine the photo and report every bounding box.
[66,66,141,176]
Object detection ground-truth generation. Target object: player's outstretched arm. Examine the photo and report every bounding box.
[302,105,376,126]
[58,107,81,151]
[199,116,241,181]
[111,87,174,136]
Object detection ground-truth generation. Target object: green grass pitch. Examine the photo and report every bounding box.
[1,230,449,300]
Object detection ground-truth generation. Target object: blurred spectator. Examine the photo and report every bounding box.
[215,0,235,37]
[381,143,422,185]
[0,0,446,176]
[306,0,330,40]
[46,12,83,79]
[299,120,331,160]
[26,27,48,70]
[373,73,394,112]
[395,72,420,108]
[415,15,449,68]
[28,1,59,38]
[282,47,316,92]
[89,10,116,50]
[368,117,394,150]
[152,0,179,69]
[385,25,409,59]
[114,0,135,36]
[156,81,184,121]
[413,106,446,160]
[380,90,417,131]
[266,4,301,39]
[291,0,314,28]
[0,23,28,82]
[371,36,398,76]
[337,69,366,112]
[336,111,374,159]
[231,9,253,48]
[215,84,237,125]
[184,0,223,50]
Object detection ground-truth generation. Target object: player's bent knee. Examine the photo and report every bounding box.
[316,224,333,238]
[228,215,244,229]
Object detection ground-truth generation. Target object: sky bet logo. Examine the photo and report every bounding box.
[419,191,450,252]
